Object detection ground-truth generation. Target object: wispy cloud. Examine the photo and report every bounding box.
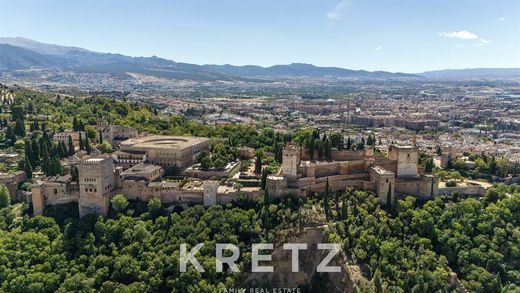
[326,0,352,22]
[439,30,492,47]
[438,30,479,40]
[374,46,382,51]
[498,16,505,21]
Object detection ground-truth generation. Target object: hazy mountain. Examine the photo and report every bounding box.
[202,63,414,78]
[19,36,520,81]
[419,68,520,79]
[0,44,63,70]
[0,37,91,56]
[0,37,420,80]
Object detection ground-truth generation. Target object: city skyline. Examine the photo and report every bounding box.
[1,0,519,73]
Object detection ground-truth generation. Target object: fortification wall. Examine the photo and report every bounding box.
[437,186,485,196]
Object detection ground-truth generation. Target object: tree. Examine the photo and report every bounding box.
[5,124,15,144]
[436,145,442,155]
[324,139,332,161]
[48,155,63,176]
[330,132,343,150]
[346,136,352,150]
[31,139,40,165]
[0,183,10,208]
[367,135,374,146]
[148,198,162,219]
[111,194,129,214]
[24,156,33,179]
[261,167,269,190]
[254,154,262,174]
[372,269,383,292]
[98,130,103,144]
[24,138,35,166]
[79,135,84,151]
[424,157,434,173]
[84,137,92,154]
[14,119,25,137]
[71,165,79,182]
[97,141,113,153]
[324,178,330,221]
[85,125,97,140]
[305,138,315,160]
[234,182,243,192]
[68,135,75,156]
[355,141,365,150]
[196,151,211,171]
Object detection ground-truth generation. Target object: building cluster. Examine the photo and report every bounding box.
[31,134,243,217]
[266,144,439,204]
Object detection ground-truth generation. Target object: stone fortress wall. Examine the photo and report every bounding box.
[267,144,439,204]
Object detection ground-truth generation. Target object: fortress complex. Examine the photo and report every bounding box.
[118,135,210,169]
[267,144,439,204]
[31,155,228,217]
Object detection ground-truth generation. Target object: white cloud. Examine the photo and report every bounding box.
[438,30,479,40]
[480,38,492,44]
[326,0,352,21]
[374,46,382,51]
[498,16,505,21]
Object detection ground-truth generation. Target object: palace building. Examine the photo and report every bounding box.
[118,135,210,169]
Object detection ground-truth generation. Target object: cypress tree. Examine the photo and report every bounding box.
[68,135,75,156]
[24,156,33,179]
[324,178,330,221]
[79,135,84,150]
[5,125,15,145]
[346,136,352,150]
[261,167,269,190]
[24,138,34,166]
[31,139,40,166]
[85,137,91,154]
[254,154,262,174]
[99,129,103,144]
[49,155,62,176]
[40,142,49,174]
[59,141,67,158]
[342,197,348,220]
[71,166,79,182]
[14,119,25,137]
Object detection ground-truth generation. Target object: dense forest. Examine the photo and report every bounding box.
[328,185,520,292]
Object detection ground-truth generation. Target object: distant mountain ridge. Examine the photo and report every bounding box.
[0,37,518,81]
[0,37,417,80]
[419,68,520,79]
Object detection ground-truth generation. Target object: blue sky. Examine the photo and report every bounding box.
[1,0,519,72]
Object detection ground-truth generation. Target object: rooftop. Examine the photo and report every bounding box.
[120,135,209,150]
[121,163,162,176]
[371,165,394,175]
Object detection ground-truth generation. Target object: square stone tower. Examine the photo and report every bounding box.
[203,180,219,207]
[78,156,115,217]
[370,166,395,205]
[282,144,300,180]
[389,146,418,178]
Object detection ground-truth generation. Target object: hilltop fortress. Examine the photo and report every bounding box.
[267,144,439,204]
[31,129,438,217]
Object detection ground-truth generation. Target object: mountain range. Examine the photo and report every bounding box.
[0,37,518,81]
